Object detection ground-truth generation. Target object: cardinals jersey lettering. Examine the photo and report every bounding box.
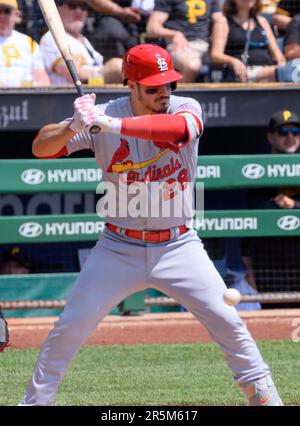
[64,95,203,230]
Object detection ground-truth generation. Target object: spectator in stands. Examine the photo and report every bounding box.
[87,0,144,63]
[272,0,300,32]
[146,0,223,82]
[273,13,300,82]
[39,0,123,85]
[0,0,50,87]
[284,13,300,60]
[0,246,32,274]
[248,110,300,209]
[210,0,286,82]
[242,110,300,303]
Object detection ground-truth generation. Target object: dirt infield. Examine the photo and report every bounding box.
[7,309,300,349]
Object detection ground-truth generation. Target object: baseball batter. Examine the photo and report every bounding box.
[19,44,282,406]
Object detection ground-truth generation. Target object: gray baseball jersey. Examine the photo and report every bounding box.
[65,94,202,230]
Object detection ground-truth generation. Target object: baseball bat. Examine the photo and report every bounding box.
[37,0,100,134]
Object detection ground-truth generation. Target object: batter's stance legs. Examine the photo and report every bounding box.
[19,230,283,406]
[149,230,283,406]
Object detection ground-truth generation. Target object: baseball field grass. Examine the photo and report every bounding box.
[1,340,299,406]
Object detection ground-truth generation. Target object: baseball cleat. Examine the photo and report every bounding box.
[239,374,283,406]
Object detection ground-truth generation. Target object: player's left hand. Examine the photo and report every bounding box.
[0,309,10,353]
[273,193,295,209]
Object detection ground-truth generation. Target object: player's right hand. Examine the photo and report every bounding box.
[69,93,97,133]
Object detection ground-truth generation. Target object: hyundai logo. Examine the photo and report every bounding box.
[19,222,43,238]
[21,169,45,185]
[242,164,265,179]
[277,215,300,231]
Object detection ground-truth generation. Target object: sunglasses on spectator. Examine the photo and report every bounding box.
[141,82,177,95]
[65,2,89,11]
[0,7,12,15]
[276,127,300,136]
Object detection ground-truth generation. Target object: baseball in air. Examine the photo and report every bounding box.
[223,289,242,306]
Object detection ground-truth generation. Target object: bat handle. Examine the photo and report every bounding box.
[66,59,101,134]
[66,59,84,96]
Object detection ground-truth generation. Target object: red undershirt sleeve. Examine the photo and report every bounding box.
[121,114,189,143]
[36,145,68,159]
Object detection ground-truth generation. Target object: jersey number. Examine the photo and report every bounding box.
[163,169,189,201]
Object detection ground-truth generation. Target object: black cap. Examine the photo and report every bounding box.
[268,110,300,132]
[1,247,31,266]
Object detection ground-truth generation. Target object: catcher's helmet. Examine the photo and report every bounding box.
[122,44,183,86]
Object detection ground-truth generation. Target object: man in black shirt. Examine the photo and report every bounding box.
[146,0,223,82]
[249,110,300,209]
[242,110,300,306]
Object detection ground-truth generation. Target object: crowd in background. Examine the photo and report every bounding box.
[1,0,300,86]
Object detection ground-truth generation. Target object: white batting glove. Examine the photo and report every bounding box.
[69,93,97,133]
[85,113,122,134]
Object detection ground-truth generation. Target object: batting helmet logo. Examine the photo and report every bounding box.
[156,56,168,72]
[122,44,183,86]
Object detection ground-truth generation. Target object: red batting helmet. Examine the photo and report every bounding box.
[122,44,183,86]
